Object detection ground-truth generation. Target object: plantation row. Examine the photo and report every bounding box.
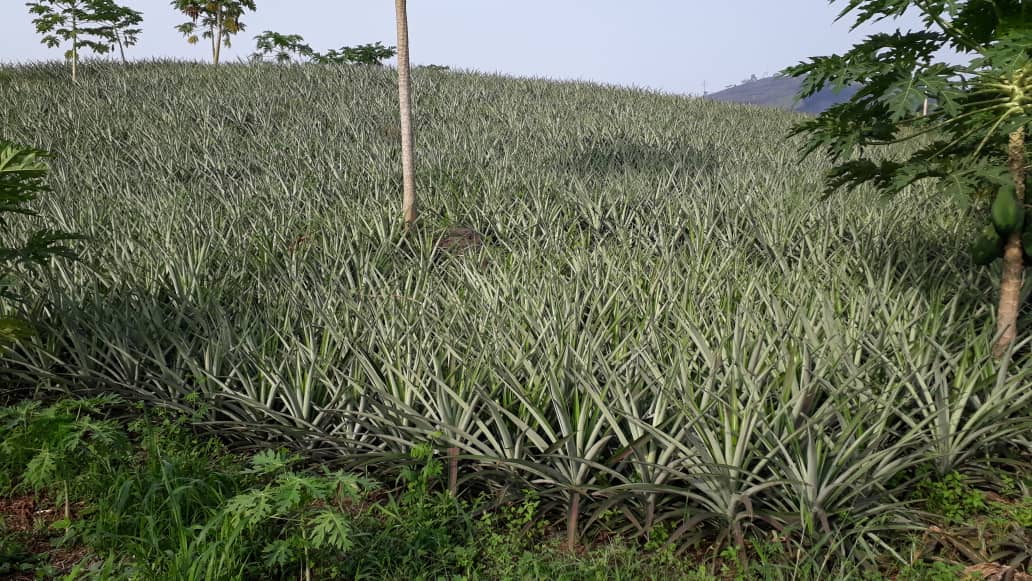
[1,61,1030,574]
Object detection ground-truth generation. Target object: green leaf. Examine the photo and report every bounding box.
[261,538,295,568]
[0,316,35,348]
[308,509,353,552]
[24,447,58,489]
[49,518,72,530]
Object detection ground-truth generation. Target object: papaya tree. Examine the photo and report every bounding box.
[395,0,416,225]
[250,31,313,64]
[93,0,143,64]
[783,0,1031,357]
[26,0,137,81]
[171,0,257,65]
[249,33,396,66]
[312,42,397,66]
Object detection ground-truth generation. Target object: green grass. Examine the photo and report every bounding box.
[0,59,1030,577]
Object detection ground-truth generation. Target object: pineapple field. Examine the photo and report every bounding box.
[1,60,1029,578]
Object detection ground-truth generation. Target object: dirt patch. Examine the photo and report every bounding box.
[435,226,485,257]
[1,494,92,579]
[963,562,1032,581]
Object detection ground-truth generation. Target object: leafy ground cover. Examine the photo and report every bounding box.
[0,60,1029,578]
[0,396,1026,580]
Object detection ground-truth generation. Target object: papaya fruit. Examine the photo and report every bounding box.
[971,224,1005,265]
[991,184,1023,235]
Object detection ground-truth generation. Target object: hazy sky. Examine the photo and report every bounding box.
[2,1,935,95]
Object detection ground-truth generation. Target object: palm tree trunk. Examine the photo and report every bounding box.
[395,0,417,226]
[993,126,1027,358]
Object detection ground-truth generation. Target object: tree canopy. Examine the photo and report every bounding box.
[783,0,1030,203]
[27,0,142,77]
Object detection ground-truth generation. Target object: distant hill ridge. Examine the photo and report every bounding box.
[705,74,860,114]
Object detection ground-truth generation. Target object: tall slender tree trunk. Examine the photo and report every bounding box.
[993,126,1027,358]
[210,26,216,63]
[71,14,78,82]
[395,0,417,226]
[117,34,126,64]
[213,6,223,65]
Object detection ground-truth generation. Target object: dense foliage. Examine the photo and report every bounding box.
[250,32,397,67]
[0,61,1029,576]
[312,42,397,67]
[1,397,1022,579]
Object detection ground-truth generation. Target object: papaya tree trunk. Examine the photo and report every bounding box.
[71,13,78,83]
[447,446,459,496]
[993,126,1027,358]
[213,5,223,65]
[566,491,580,552]
[395,0,417,226]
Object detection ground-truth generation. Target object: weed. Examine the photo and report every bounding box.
[916,471,987,524]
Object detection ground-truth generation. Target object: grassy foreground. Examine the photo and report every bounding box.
[0,60,1030,578]
[0,396,1024,580]
[0,396,723,580]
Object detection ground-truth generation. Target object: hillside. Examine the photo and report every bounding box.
[1,61,1027,579]
[705,74,860,114]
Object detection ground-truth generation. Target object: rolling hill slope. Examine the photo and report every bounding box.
[705,74,860,114]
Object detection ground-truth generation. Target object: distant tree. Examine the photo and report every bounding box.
[250,30,313,64]
[171,0,257,65]
[783,0,1031,357]
[249,32,395,66]
[311,42,396,66]
[26,0,131,81]
[94,0,142,63]
[395,0,416,226]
